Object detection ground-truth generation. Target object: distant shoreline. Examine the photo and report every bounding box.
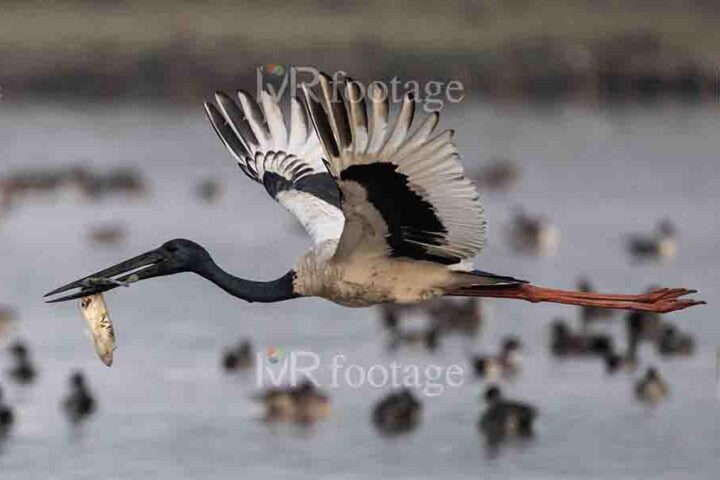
[1,1,718,103]
[2,57,715,105]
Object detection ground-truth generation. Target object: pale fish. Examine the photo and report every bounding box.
[79,293,116,366]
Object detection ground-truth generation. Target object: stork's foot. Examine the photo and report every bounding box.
[568,287,695,303]
[520,284,705,313]
[645,288,697,303]
[450,283,705,313]
[640,297,705,313]
[590,288,704,313]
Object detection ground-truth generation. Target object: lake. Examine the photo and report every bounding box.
[0,100,718,479]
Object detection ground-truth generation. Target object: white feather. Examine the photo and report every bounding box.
[207,88,345,246]
[277,191,345,245]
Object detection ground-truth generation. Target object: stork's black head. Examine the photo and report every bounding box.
[44,238,212,303]
[159,239,212,267]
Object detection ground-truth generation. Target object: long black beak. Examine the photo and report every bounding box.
[44,248,170,303]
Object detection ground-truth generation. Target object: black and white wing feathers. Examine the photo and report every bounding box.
[204,90,345,245]
[302,74,486,265]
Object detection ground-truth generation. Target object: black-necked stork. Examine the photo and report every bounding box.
[45,73,703,313]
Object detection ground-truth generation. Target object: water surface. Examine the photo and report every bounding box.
[0,101,718,479]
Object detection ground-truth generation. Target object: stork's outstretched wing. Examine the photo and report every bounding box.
[302,74,486,265]
[204,90,345,245]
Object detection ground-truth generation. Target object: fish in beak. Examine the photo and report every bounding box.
[44,248,172,303]
[80,293,116,366]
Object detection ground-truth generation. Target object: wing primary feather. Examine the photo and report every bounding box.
[367,83,389,154]
[237,90,272,151]
[302,84,340,173]
[288,97,308,151]
[319,73,352,153]
[203,102,256,180]
[380,92,415,157]
[214,91,257,153]
[345,79,369,154]
[395,111,439,158]
[205,87,345,247]
[260,91,288,151]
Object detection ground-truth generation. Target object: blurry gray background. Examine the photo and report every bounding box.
[0,1,718,479]
[2,0,719,102]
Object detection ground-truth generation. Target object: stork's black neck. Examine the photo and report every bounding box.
[198,261,298,303]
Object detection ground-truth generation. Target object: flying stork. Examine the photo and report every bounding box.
[45,73,703,314]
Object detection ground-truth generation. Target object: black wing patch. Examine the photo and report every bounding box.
[263,170,341,209]
[294,173,342,209]
[341,163,457,264]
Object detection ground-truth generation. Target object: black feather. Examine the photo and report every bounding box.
[204,102,255,180]
[294,173,342,209]
[346,79,368,148]
[468,270,528,284]
[340,163,458,264]
[303,87,340,159]
[262,171,292,199]
[237,89,270,142]
[215,91,258,151]
[319,73,352,151]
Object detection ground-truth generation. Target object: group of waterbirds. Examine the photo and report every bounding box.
[551,278,695,405]
[373,300,538,444]
[0,165,145,247]
[0,340,97,441]
[507,209,678,262]
[219,342,333,424]
[369,379,536,444]
[0,164,224,247]
[486,147,676,264]
[217,298,535,444]
[0,165,146,211]
[206,209,683,444]
[364,283,686,443]
[18,72,700,456]
[8,183,689,447]
[472,159,676,263]
[378,298,483,352]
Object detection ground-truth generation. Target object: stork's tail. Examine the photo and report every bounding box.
[445,281,704,314]
[462,269,529,285]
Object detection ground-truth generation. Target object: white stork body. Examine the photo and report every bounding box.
[293,242,460,307]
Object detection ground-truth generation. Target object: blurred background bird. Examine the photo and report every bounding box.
[62,370,97,424]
